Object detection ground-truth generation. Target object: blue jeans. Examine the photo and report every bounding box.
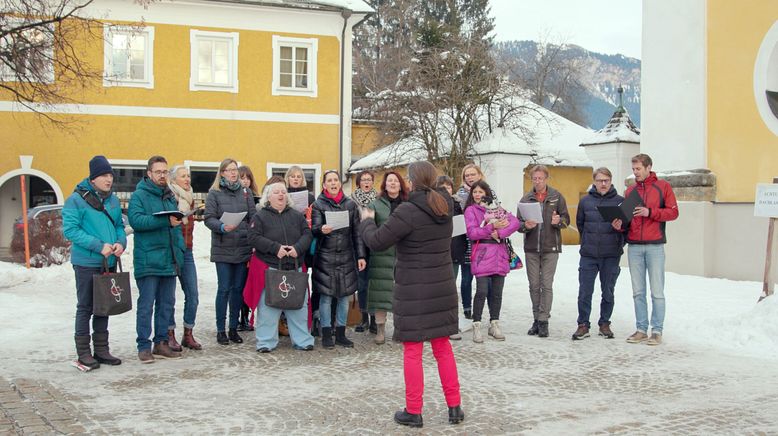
[135,275,176,351]
[459,263,474,311]
[171,248,199,329]
[73,265,110,336]
[319,294,350,328]
[577,256,621,327]
[628,244,666,334]
[256,272,313,350]
[215,262,248,332]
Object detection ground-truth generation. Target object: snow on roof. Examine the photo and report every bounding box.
[580,107,640,146]
[211,0,374,13]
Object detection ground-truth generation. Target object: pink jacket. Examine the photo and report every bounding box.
[465,204,521,277]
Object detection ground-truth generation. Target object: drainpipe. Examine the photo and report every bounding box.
[339,9,352,181]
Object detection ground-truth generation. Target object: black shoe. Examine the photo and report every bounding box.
[217,331,229,345]
[321,327,335,349]
[335,326,354,348]
[237,321,247,332]
[228,329,243,344]
[301,344,314,351]
[394,409,423,428]
[527,320,539,336]
[538,321,549,338]
[311,317,320,337]
[355,312,369,333]
[368,315,378,334]
[448,405,465,424]
[257,347,271,353]
[464,309,472,320]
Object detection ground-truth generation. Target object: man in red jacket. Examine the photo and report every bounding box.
[614,154,679,346]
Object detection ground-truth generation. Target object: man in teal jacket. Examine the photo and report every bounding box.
[128,156,186,363]
[63,155,127,370]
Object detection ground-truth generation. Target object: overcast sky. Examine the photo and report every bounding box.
[489,0,643,59]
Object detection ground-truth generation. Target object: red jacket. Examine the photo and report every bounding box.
[625,172,679,244]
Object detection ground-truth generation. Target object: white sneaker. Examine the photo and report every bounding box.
[472,322,484,343]
[488,320,505,341]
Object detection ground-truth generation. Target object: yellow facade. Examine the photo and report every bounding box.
[523,165,591,245]
[707,0,778,202]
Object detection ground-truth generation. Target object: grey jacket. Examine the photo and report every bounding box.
[517,186,570,254]
[204,186,254,263]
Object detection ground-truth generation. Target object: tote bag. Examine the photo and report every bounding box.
[264,260,308,310]
[93,257,133,316]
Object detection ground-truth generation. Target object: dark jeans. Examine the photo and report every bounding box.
[171,248,199,329]
[357,263,369,312]
[73,265,113,336]
[215,262,248,332]
[473,275,505,322]
[459,263,474,311]
[135,275,176,352]
[577,256,621,327]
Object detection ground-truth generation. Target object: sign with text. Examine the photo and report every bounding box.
[755,183,778,217]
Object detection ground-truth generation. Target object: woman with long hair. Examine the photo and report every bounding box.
[360,161,464,429]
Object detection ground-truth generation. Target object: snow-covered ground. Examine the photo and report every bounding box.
[0,224,776,433]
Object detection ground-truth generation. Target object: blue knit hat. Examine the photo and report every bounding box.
[89,155,114,180]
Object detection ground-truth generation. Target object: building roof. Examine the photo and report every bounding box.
[208,0,374,13]
[580,87,641,147]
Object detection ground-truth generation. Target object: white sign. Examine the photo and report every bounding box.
[755,183,778,218]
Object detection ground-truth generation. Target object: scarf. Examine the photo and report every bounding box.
[351,188,377,207]
[386,194,403,213]
[220,176,242,192]
[323,189,344,204]
[169,181,194,224]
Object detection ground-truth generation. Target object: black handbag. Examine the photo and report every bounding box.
[93,257,133,316]
[264,259,307,310]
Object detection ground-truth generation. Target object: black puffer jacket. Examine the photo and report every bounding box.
[360,190,458,342]
[576,185,625,258]
[311,192,366,298]
[248,204,312,270]
[450,198,466,264]
[204,186,254,263]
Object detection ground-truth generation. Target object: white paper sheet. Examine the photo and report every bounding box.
[219,211,247,227]
[517,202,543,224]
[325,210,350,230]
[451,214,466,237]
[289,190,309,213]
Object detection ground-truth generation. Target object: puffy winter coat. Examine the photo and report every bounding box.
[465,203,521,277]
[248,204,312,270]
[204,186,254,264]
[360,190,459,342]
[577,185,625,258]
[624,172,679,244]
[63,178,127,268]
[517,186,570,253]
[311,192,366,298]
[366,196,397,312]
[128,178,185,278]
[450,199,467,264]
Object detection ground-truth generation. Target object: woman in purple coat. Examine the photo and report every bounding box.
[464,180,520,343]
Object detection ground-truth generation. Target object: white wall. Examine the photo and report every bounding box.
[581,142,641,194]
[641,0,708,171]
[711,203,774,282]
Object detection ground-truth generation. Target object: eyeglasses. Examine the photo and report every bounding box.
[594,179,612,184]
[151,170,169,176]
[531,177,547,182]
[223,168,239,173]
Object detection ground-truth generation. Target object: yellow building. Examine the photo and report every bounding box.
[642,0,778,281]
[0,0,372,248]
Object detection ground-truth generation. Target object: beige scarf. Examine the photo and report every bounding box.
[169,181,194,224]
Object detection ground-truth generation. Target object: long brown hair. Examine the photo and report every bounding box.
[238,165,259,195]
[380,171,409,201]
[408,161,448,216]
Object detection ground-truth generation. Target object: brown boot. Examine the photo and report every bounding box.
[375,323,386,345]
[167,329,183,352]
[279,318,290,337]
[152,341,182,359]
[182,328,202,350]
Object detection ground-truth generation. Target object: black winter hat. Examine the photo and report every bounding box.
[89,155,114,180]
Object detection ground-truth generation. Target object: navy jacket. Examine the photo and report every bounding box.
[576,185,625,258]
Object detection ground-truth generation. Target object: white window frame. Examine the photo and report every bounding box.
[272,35,318,97]
[190,30,239,93]
[266,162,321,194]
[103,25,155,89]
[0,20,54,83]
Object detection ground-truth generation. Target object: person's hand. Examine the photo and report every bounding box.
[100,243,113,258]
[358,259,367,271]
[277,246,287,259]
[169,216,182,227]
[551,211,561,225]
[611,218,623,231]
[493,218,509,229]
[223,224,237,232]
[633,206,650,217]
[285,246,298,258]
[359,207,375,221]
[491,230,500,241]
[525,220,538,229]
[322,224,333,234]
[112,243,124,256]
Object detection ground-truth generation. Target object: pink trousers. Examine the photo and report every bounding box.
[403,336,461,414]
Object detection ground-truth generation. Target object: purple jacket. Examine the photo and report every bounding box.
[465,204,521,277]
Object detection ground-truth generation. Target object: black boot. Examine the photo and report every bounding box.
[335,326,354,348]
[228,328,244,344]
[311,317,320,337]
[448,405,465,424]
[394,409,423,428]
[92,332,121,365]
[74,335,100,370]
[321,327,335,349]
[237,306,248,331]
[527,320,539,336]
[355,312,369,333]
[538,321,549,338]
[368,315,378,334]
[217,331,229,345]
[464,309,472,320]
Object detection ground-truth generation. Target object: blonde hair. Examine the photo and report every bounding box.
[460,163,485,185]
[530,165,550,179]
[210,158,238,191]
[169,165,189,185]
[593,167,613,180]
[284,166,308,189]
[260,182,293,209]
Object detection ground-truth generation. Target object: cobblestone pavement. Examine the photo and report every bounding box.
[2,317,778,435]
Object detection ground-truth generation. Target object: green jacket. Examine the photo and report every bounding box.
[367,196,396,312]
[128,177,185,278]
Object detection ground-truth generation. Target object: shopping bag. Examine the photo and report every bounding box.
[346,294,362,327]
[506,238,523,270]
[92,257,133,316]
[264,260,308,310]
